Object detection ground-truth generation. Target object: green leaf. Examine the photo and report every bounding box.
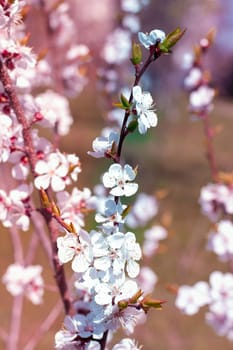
[112,102,128,110]
[141,296,166,313]
[160,27,186,52]
[122,205,131,219]
[120,93,130,108]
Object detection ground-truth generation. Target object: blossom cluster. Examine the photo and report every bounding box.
[176,271,233,341]
[175,32,233,342]
[0,1,175,349]
[183,35,215,116]
[2,263,44,304]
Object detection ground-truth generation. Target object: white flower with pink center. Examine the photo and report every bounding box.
[207,220,233,260]
[143,225,167,257]
[0,114,13,162]
[2,263,44,304]
[34,152,68,192]
[103,164,138,197]
[95,198,125,234]
[0,0,24,29]
[138,29,166,49]
[56,187,95,230]
[95,279,138,306]
[209,271,233,314]
[0,184,32,231]
[126,193,158,228]
[199,183,233,220]
[137,266,158,294]
[91,231,141,278]
[189,85,215,111]
[102,28,132,64]
[88,129,119,159]
[175,281,210,315]
[132,85,158,134]
[35,90,73,136]
[184,67,202,90]
[57,230,93,273]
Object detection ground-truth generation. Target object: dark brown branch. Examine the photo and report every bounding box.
[116,46,162,160]
[0,59,71,314]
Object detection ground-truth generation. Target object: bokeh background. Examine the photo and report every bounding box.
[1,0,233,349]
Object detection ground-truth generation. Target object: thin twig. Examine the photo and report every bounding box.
[116,46,162,160]
[202,113,218,182]
[24,231,39,266]
[6,295,24,350]
[9,226,24,265]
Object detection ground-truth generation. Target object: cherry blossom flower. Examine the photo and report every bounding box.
[0,0,24,29]
[121,0,149,13]
[0,113,15,162]
[10,130,52,180]
[199,183,233,220]
[35,90,73,136]
[105,305,143,335]
[91,230,141,280]
[57,230,93,273]
[55,316,82,350]
[0,189,10,222]
[61,64,88,97]
[137,266,158,294]
[126,193,158,228]
[95,279,138,306]
[132,85,157,134]
[91,231,125,276]
[205,310,233,340]
[102,164,138,197]
[88,129,119,159]
[0,184,32,231]
[34,152,69,192]
[189,85,215,112]
[175,281,210,315]
[0,38,36,71]
[95,198,125,234]
[55,312,104,350]
[7,184,32,231]
[122,15,140,33]
[2,263,44,304]
[184,67,202,90]
[207,220,233,261]
[63,314,104,340]
[138,29,166,49]
[56,187,96,230]
[102,28,132,64]
[209,271,233,314]
[142,225,167,257]
[123,232,142,278]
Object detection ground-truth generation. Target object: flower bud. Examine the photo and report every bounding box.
[131,42,142,65]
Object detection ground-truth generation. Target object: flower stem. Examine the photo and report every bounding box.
[202,113,218,182]
[6,295,23,350]
[116,46,162,160]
